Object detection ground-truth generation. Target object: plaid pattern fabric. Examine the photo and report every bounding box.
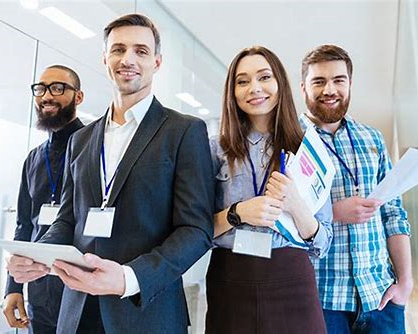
[300,114,410,312]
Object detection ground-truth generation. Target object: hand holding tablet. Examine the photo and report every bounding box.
[0,240,94,281]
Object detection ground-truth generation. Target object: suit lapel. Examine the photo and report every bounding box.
[107,98,168,206]
[87,111,107,207]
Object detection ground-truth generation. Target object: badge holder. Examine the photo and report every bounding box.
[38,200,60,226]
[232,229,272,258]
[83,197,115,238]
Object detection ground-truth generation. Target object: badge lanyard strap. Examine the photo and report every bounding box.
[44,143,66,205]
[246,145,271,196]
[320,126,359,193]
[100,143,119,209]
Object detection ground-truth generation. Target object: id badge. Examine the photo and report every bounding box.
[83,207,115,238]
[232,229,272,258]
[38,204,60,225]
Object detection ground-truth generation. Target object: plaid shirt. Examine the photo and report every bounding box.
[300,114,410,312]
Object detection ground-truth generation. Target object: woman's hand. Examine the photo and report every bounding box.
[236,196,282,228]
[265,171,303,216]
[265,171,319,240]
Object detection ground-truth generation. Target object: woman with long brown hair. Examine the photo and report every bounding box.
[205,46,333,333]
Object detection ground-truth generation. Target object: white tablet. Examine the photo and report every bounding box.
[0,239,94,275]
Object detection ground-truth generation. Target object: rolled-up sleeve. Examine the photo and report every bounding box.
[376,133,410,237]
[306,196,333,258]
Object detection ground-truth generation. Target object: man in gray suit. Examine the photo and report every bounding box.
[7,13,214,334]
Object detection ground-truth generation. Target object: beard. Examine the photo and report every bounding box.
[36,96,76,131]
[305,92,350,124]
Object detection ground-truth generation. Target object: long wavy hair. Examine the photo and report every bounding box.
[220,46,303,171]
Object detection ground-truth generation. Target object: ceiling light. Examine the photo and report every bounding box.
[198,108,210,115]
[39,7,96,40]
[20,0,39,10]
[176,93,202,108]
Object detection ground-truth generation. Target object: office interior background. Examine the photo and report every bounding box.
[0,0,417,332]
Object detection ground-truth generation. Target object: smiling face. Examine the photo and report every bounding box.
[103,25,162,100]
[34,68,83,131]
[234,54,278,130]
[302,60,351,125]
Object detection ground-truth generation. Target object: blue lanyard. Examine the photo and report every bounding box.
[246,146,271,196]
[44,143,66,204]
[100,143,119,208]
[320,125,359,192]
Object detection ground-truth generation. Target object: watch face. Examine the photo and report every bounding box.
[227,211,241,227]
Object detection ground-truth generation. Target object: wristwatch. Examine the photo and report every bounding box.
[303,221,320,242]
[227,202,242,227]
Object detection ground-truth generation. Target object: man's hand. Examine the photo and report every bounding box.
[378,280,414,310]
[332,197,382,224]
[53,253,126,296]
[6,255,49,283]
[2,293,29,329]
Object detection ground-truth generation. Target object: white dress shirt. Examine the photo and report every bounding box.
[100,93,153,298]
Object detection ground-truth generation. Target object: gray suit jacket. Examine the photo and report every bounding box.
[40,98,214,333]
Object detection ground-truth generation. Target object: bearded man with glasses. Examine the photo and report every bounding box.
[2,65,84,334]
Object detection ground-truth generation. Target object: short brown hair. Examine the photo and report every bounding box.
[104,13,161,54]
[301,44,353,81]
[220,46,303,170]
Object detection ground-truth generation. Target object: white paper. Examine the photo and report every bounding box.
[271,126,335,245]
[38,204,60,225]
[233,229,272,258]
[271,212,306,247]
[83,207,115,238]
[368,148,418,202]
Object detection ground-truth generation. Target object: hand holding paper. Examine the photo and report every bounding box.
[269,126,336,246]
[333,196,382,224]
[368,148,418,203]
[265,171,303,216]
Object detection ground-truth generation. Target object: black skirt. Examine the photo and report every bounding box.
[205,247,326,334]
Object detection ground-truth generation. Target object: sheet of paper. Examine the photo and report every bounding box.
[271,126,335,246]
[271,211,306,247]
[286,126,336,213]
[367,148,418,202]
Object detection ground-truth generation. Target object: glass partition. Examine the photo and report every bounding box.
[393,0,418,283]
[0,20,38,333]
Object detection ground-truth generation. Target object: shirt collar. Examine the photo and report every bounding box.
[48,118,84,145]
[107,93,154,127]
[247,131,266,145]
[300,112,349,136]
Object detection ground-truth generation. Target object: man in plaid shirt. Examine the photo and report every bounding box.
[299,44,413,334]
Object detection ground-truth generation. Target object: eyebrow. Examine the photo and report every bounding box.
[109,43,151,50]
[36,81,66,85]
[235,68,272,78]
[310,74,348,81]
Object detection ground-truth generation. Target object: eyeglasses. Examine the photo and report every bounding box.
[31,81,77,97]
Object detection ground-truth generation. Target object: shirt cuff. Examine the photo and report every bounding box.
[121,265,140,298]
[306,222,330,257]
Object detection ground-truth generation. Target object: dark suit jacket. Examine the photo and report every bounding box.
[40,98,214,334]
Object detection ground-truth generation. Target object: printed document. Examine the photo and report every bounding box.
[271,126,335,246]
